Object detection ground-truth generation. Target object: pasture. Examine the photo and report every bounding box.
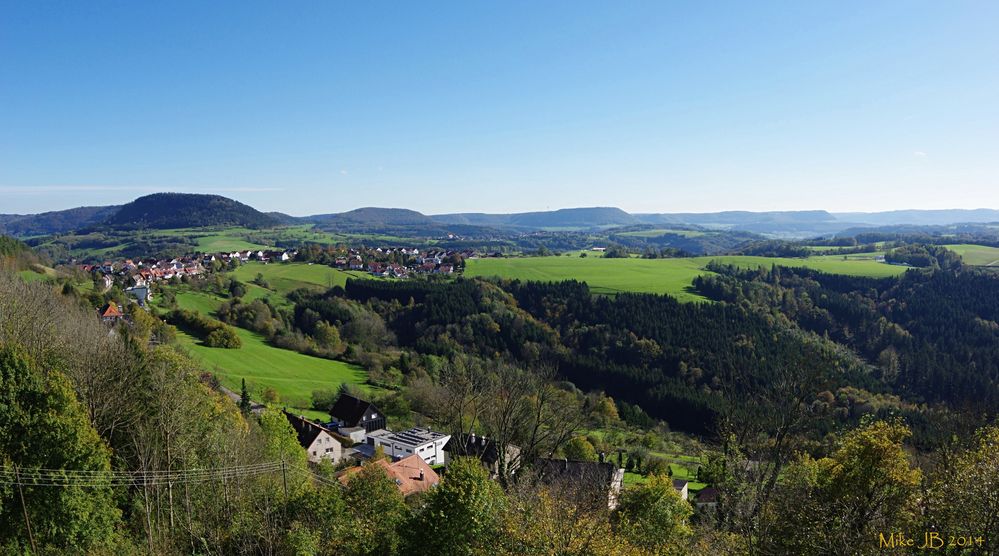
[615,228,707,238]
[465,252,906,301]
[175,326,374,418]
[230,261,366,296]
[945,244,999,266]
[163,287,375,417]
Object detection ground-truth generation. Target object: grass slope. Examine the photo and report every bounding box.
[945,244,999,266]
[465,253,905,301]
[230,261,367,296]
[165,287,375,417]
[176,327,373,416]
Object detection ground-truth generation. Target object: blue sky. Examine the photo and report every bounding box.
[2,1,997,215]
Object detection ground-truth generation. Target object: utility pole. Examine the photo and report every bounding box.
[281,460,289,504]
[14,465,37,554]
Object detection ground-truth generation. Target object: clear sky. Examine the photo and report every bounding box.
[2,1,997,216]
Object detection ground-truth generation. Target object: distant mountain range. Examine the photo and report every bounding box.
[3,193,999,238]
[435,207,639,229]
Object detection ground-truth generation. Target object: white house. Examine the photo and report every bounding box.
[284,411,345,463]
[673,479,689,501]
[367,428,451,466]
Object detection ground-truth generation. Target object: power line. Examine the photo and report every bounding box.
[0,461,288,488]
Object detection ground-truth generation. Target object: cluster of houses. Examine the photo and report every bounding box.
[205,249,296,265]
[283,393,717,510]
[82,257,205,289]
[81,249,298,306]
[332,248,469,278]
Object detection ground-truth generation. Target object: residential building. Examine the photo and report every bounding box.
[367,427,451,465]
[329,394,386,433]
[338,454,440,497]
[125,286,151,307]
[283,411,346,464]
[694,487,719,511]
[443,433,521,478]
[534,458,626,510]
[673,479,689,501]
[98,302,124,323]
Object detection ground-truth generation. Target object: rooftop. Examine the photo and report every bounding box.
[369,427,449,449]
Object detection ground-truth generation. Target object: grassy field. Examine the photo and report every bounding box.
[163,287,375,418]
[465,253,905,301]
[945,244,999,266]
[230,261,367,296]
[195,235,270,252]
[616,228,707,238]
[17,267,56,282]
[175,326,374,418]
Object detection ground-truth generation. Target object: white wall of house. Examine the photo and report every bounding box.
[371,435,450,466]
[306,431,343,463]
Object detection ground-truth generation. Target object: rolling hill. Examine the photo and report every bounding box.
[5,192,999,240]
[433,207,638,229]
[102,193,280,230]
[0,205,120,236]
[313,207,436,227]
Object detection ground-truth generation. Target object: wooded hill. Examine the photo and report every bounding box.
[99,193,280,230]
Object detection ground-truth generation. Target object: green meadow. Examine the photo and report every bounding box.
[615,228,708,238]
[163,286,374,418]
[945,244,999,266]
[465,252,905,301]
[17,266,56,283]
[229,261,367,296]
[175,326,373,419]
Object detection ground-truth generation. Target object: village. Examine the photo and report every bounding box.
[80,246,472,308]
[276,392,715,511]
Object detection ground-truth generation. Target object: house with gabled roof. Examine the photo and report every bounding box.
[329,394,386,433]
[673,479,689,500]
[534,458,625,510]
[337,454,440,497]
[98,302,124,323]
[283,410,346,463]
[694,487,718,511]
[443,433,521,478]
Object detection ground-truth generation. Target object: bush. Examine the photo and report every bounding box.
[312,388,338,411]
[168,309,242,349]
[205,328,242,348]
[261,387,280,404]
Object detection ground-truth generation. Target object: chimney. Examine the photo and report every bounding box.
[599,452,605,463]
[419,469,425,481]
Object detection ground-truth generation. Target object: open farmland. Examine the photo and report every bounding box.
[945,244,999,266]
[615,228,707,238]
[161,287,375,418]
[230,261,367,295]
[175,326,374,419]
[465,252,906,301]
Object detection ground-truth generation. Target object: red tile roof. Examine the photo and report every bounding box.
[99,302,123,318]
[339,454,440,496]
